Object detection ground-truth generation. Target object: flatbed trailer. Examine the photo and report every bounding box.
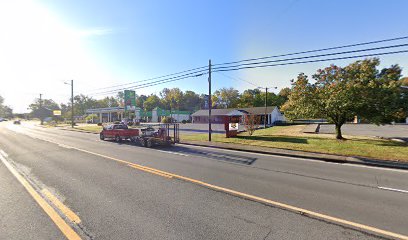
[136,123,180,148]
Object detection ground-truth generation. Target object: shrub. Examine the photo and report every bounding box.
[127,122,134,126]
[161,117,174,123]
[181,120,187,124]
[97,122,103,126]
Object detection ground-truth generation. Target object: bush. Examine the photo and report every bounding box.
[181,120,187,124]
[127,122,134,126]
[97,122,103,126]
[161,117,174,123]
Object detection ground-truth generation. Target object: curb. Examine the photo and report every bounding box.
[180,141,408,170]
[60,128,99,135]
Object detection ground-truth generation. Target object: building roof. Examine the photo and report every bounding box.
[86,107,124,114]
[191,109,244,116]
[237,106,277,115]
[191,106,278,116]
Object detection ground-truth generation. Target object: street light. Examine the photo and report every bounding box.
[258,86,277,128]
[64,80,74,128]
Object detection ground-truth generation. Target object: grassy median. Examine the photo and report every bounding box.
[181,125,408,162]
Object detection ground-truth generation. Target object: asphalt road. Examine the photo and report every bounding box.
[0,121,407,239]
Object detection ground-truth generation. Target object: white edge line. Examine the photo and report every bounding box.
[378,186,408,194]
[0,149,8,157]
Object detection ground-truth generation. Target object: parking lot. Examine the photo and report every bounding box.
[319,124,408,141]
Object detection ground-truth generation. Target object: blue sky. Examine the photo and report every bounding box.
[1,0,407,112]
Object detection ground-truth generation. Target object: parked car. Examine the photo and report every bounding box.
[13,120,21,124]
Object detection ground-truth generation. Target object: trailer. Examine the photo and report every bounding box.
[100,123,179,148]
[137,123,180,148]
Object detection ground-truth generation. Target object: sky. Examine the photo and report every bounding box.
[1,0,407,113]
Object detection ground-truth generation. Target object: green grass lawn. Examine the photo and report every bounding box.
[181,126,408,162]
[74,125,102,132]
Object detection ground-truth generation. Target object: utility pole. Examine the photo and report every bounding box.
[208,59,212,142]
[71,80,74,128]
[264,87,268,129]
[39,93,43,125]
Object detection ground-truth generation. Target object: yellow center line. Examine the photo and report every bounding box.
[128,164,173,178]
[0,152,81,240]
[41,189,82,224]
[73,146,408,240]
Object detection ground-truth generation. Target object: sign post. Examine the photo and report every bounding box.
[124,90,136,120]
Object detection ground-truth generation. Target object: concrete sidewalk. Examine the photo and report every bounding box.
[181,140,408,170]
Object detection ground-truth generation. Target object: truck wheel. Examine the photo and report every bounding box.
[115,135,121,142]
[100,133,105,140]
[146,139,152,148]
[140,139,146,147]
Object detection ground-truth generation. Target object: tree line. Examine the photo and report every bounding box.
[27,87,290,119]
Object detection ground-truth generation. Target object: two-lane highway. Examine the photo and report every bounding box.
[1,121,407,239]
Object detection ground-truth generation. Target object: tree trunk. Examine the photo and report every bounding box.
[335,123,343,140]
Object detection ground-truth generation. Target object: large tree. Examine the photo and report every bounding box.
[160,88,184,110]
[283,58,406,139]
[144,94,161,111]
[0,95,13,118]
[212,87,240,108]
[182,90,201,111]
[400,77,408,86]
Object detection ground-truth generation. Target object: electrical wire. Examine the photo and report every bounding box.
[212,43,408,70]
[87,69,208,96]
[89,65,208,92]
[213,35,408,66]
[88,72,207,96]
[213,49,408,72]
[216,72,260,88]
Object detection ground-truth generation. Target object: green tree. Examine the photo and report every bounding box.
[0,95,13,118]
[283,58,406,139]
[116,92,124,107]
[400,77,408,86]
[182,90,200,111]
[212,87,240,108]
[278,87,291,100]
[238,89,263,107]
[144,94,161,111]
[136,94,148,108]
[160,88,184,110]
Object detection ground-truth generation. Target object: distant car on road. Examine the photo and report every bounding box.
[13,120,21,124]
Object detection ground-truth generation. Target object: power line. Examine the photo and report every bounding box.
[86,69,208,96]
[88,72,207,96]
[212,43,408,71]
[89,65,208,92]
[213,35,408,66]
[213,49,408,72]
[216,72,260,88]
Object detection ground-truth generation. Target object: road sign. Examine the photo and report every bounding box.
[229,123,239,131]
[124,90,136,111]
[53,110,62,116]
